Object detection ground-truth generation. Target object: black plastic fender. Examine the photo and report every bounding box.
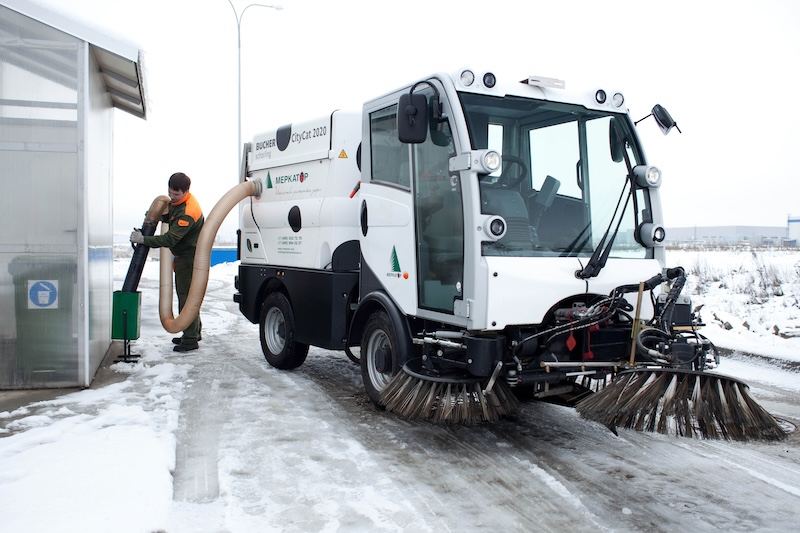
[348,291,415,368]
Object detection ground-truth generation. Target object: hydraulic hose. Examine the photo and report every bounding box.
[158,179,262,333]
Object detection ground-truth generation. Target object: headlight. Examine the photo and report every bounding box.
[483,216,506,240]
[460,70,475,87]
[596,89,624,108]
[483,151,501,172]
[638,223,666,247]
[633,165,662,188]
[595,90,607,104]
[473,150,501,174]
[483,72,496,88]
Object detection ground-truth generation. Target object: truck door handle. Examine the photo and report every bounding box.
[360,200,368,236]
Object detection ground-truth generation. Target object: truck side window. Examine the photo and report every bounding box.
[369,105,410,189]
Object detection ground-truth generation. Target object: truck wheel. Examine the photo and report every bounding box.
[361,311,399,407]
[260,292,309,369]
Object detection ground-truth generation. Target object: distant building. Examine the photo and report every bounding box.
[789,215,800,245]
[666,225,790,246]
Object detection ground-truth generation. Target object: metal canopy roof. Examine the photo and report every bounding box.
[1,0,148,119]
[93,47,147,119]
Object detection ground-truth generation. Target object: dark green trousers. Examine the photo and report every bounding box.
[174,255,202,343]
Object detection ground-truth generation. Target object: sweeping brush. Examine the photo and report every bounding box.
[575,368,786,441]
[380,363,519,424]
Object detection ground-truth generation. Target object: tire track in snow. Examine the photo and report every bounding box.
[172,359,238,502]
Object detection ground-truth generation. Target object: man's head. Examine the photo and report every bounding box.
[168,172,191,203]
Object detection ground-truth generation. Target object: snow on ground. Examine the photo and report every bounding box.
[668,248,800,363]
[0,249,798,532]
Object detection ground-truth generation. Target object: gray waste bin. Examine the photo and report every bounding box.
[8,255,77,383]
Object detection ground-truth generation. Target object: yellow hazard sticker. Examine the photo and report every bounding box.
[338,150,348,159]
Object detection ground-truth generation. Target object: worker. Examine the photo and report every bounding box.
[131,172,204,352]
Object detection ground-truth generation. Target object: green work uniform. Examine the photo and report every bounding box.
[142,192,204,344]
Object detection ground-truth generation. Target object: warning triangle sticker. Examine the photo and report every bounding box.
[338,150,348,159]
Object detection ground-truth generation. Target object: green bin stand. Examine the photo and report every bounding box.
[112,291,141,362]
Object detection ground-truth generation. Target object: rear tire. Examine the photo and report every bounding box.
[260,292,309,369]
[361,311,399,407]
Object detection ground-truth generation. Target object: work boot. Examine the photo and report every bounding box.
[173,341,199,353]
[172,335,201,344]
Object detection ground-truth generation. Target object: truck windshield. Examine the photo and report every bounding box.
[459,93,651,259]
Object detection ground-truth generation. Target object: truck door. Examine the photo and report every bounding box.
[412,119,464,313]
[362,94,464,318]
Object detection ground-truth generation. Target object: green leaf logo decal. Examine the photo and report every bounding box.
[390,246,401,272]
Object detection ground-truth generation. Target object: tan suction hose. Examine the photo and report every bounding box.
[158,179,262,333]
[145,196,172,226]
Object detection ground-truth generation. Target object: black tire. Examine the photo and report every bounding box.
[360,311,399,407]
[259,292,309,369]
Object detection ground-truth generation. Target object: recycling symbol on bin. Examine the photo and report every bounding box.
[28,280,59,309]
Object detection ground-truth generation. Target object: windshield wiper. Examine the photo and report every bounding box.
[577,126,639,279]
[559,223,592,257]
[576,179,631,279]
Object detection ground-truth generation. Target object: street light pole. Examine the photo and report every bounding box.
[226,1,282,177]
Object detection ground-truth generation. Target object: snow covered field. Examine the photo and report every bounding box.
[669,248,800,365]
[0,249,799,532]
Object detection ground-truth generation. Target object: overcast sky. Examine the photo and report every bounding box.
[24,0,800,236]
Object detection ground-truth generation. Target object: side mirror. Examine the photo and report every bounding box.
[397,92,429,144]
[609,117,625,163]
[652,104,681,135]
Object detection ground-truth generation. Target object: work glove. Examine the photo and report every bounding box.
[130,230,144,244]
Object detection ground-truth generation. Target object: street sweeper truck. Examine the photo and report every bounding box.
[230,68,785,440]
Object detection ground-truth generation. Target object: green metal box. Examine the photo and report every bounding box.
[112,291,141,340]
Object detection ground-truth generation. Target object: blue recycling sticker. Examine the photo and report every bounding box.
[28,280,59,309]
